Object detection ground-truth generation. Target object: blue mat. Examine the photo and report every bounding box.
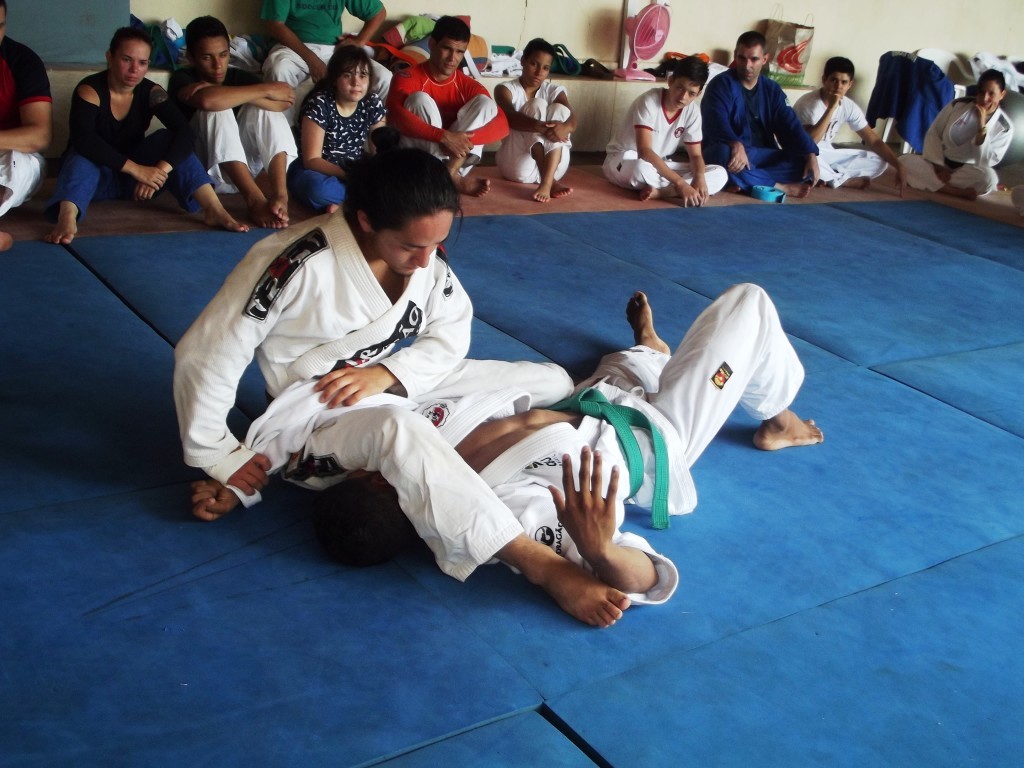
[833,200,1024,271]
[874,342,1024,438]
[6,203,1024,766]
[524,207,1024,366]
[548,535,1024,767]
[0,485,541,766]
[0,243,199,513]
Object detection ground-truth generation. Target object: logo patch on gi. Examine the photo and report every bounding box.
[423,402,450,428]
[244,229,329,321]
[711,362,733,389]
[435,244,454,298]
[284,451,343,482]
[331,301,424,368]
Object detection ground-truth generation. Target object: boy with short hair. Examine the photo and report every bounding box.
[386,16,509,197]
[604,56,727,206]
[169,15,298,229]
[793,56,906,192]
[495,37,577,203]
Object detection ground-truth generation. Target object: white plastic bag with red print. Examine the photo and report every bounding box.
[764,8,814,87]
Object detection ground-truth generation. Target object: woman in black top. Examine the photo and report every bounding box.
[44,27,247,244]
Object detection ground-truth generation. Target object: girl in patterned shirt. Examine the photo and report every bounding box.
[287,45,396,213]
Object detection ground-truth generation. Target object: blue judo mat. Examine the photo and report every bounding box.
[3,202,1023,766]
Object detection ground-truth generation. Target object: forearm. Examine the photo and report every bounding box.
[587,545,658,595]
[191,84,287,112]
[0,123,50,154]
[352,8,387,45]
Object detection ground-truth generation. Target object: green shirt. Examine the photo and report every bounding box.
[261,0,384,46]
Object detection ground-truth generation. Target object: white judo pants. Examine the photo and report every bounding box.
[603,150,728,195]
[190,105,298,194]
[0,149,45,216]
[262,43,392,125]
[816,147,889,188]
[900,154,999,196]
[280,358,572,581]
[398,92,497,174]
[495,99,572,184]
[579,283,805,470]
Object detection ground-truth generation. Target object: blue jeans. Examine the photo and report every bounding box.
[287,157,346,212]
[45,129,212,221]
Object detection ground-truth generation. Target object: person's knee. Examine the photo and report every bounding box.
[404,91,437,116]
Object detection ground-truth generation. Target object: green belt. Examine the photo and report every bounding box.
[549,387,670,529]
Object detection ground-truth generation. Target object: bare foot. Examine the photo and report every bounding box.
[269,194,290,227]
[639,184,676,201]
[0,230,13,251]
[325,203,340,215]
[44,201,79,245]
[776,182,811,199]
[551,181,573,199]
[753,409,824,450]
[841,177,871,190]
[497,535,630,627]
[248,196,289,229]
[203,206,249,233]
[455,174,490,197]
[626,291,671,354]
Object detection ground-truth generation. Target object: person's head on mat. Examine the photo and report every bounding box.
[427,16,471,81]
[312,471,419,566]
[184,16,232,85]
[975,68,1008,118]
[664,56,710,111]
[733,30,768,88]
[343,148,462,276]
[820,56,856,101]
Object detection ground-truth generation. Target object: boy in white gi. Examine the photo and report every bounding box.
[192,284,823,627]
[495,38,577,203]
[793,57,906,192]
[604,56,727,206]
[170,16,298,229]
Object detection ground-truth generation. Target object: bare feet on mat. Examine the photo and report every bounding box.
[626,291,671,354]
[204,206,249,233]
[534,180,573,203]
[456,174,490,197]
[44,201,79,245]
[249,196,289,229]
[776,181,812,199]
[754,409,824,450]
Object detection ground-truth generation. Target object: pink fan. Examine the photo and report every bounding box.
[615,0,671,81]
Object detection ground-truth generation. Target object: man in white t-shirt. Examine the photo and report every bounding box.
[794,57,906,192]
[604,56,727,206]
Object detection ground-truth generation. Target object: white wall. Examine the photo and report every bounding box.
[132,1,1021,105]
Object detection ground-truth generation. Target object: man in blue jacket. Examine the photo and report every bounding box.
[701,31,819,198]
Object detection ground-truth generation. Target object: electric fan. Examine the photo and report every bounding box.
[615,0,671,81]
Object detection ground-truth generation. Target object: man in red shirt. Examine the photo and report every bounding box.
[0,0,52,249]
[386,16,507,197]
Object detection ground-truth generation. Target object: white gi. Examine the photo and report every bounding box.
[0,148,45,216]
[263,43,392,124]
[234,283,805,598]
[603,87,728,194]
[190,104,298,194]
[495,79,572,184]
[173,211,573,570]
[901,99,1014,196]
[793,91,888,187]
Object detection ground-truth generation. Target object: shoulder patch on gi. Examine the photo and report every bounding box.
[711,362,733,389]
[244,228,329,321]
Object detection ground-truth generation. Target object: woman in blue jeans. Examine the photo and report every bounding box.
[44,26,246,245]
